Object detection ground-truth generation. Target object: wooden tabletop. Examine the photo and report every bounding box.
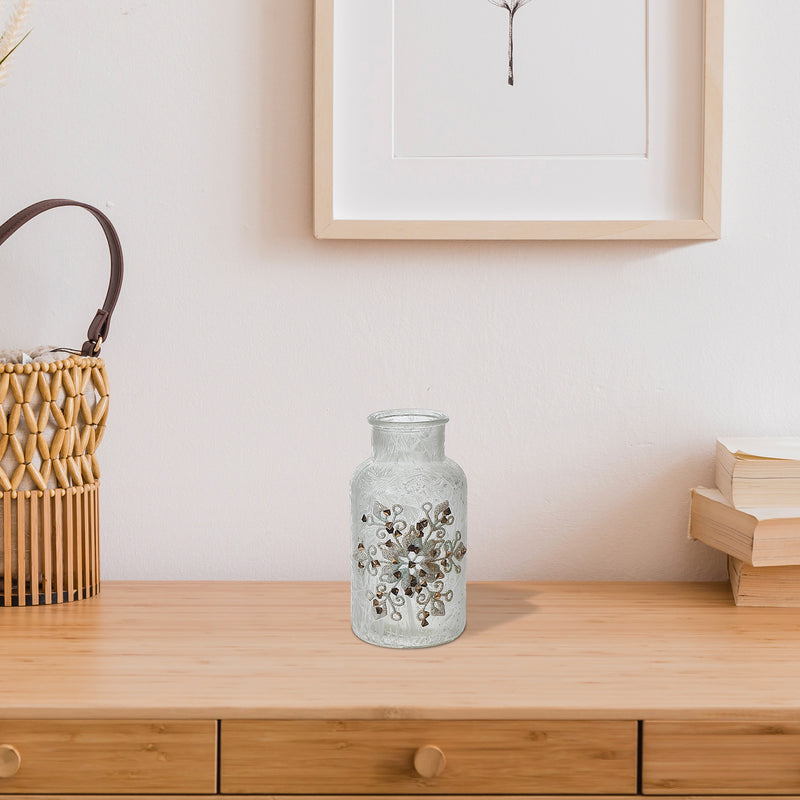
[1,581,800,720]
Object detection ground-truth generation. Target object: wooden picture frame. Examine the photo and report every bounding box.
[314,0,723,241]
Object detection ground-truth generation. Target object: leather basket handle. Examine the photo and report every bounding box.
[0,199,124,356]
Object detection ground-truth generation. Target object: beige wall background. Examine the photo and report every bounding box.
[0,0,794,581]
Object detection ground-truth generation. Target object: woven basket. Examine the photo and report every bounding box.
[0,200,123,606]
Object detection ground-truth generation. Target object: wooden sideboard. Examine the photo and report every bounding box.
[1,581,800,796]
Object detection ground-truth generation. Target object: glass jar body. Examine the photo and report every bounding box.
[350,410,467,648]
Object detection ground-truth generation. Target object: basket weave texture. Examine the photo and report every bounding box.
[0,354,108,605]
[0,355,108,492]
[0,197,123,607]
[2,484,100,606]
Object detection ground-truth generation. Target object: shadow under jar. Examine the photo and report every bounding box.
[350,409,467,648]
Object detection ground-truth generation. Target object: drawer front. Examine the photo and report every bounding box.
[0,720,216,794]
[643,721,800,794]
[220,719,637,794]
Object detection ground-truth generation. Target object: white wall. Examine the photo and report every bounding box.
[0,0,795,582]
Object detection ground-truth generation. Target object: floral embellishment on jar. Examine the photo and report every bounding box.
[353,501,466,627]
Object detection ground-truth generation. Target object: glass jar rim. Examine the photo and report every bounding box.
[367,408,449,428]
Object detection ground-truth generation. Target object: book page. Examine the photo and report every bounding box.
[718,437,800,461]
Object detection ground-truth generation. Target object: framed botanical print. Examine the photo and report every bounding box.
[314,0,723,240]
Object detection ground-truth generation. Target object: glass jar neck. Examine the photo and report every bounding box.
[371,424,446,462]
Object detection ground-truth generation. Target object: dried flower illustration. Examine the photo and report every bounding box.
[487,0,533,86]
[0,0,32,87]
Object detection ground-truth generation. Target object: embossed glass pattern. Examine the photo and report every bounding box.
[350,410,467,648]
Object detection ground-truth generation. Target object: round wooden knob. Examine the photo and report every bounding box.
[0,745,20,778]
[413,744,446,778]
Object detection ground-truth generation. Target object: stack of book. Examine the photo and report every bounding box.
[689,437,800,607]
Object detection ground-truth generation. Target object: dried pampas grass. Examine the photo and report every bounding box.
[0,0,32,87]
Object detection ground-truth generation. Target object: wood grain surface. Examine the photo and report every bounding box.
[643,721,800,794]
[1,581,800,720]
[0,719,216,794]
[220,719,636,794]
[0,796,654,800]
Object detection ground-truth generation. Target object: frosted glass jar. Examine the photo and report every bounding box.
[350,409,467,648]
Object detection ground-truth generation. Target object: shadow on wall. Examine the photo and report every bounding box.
[259,0,314,246]
[494,453,726,582]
